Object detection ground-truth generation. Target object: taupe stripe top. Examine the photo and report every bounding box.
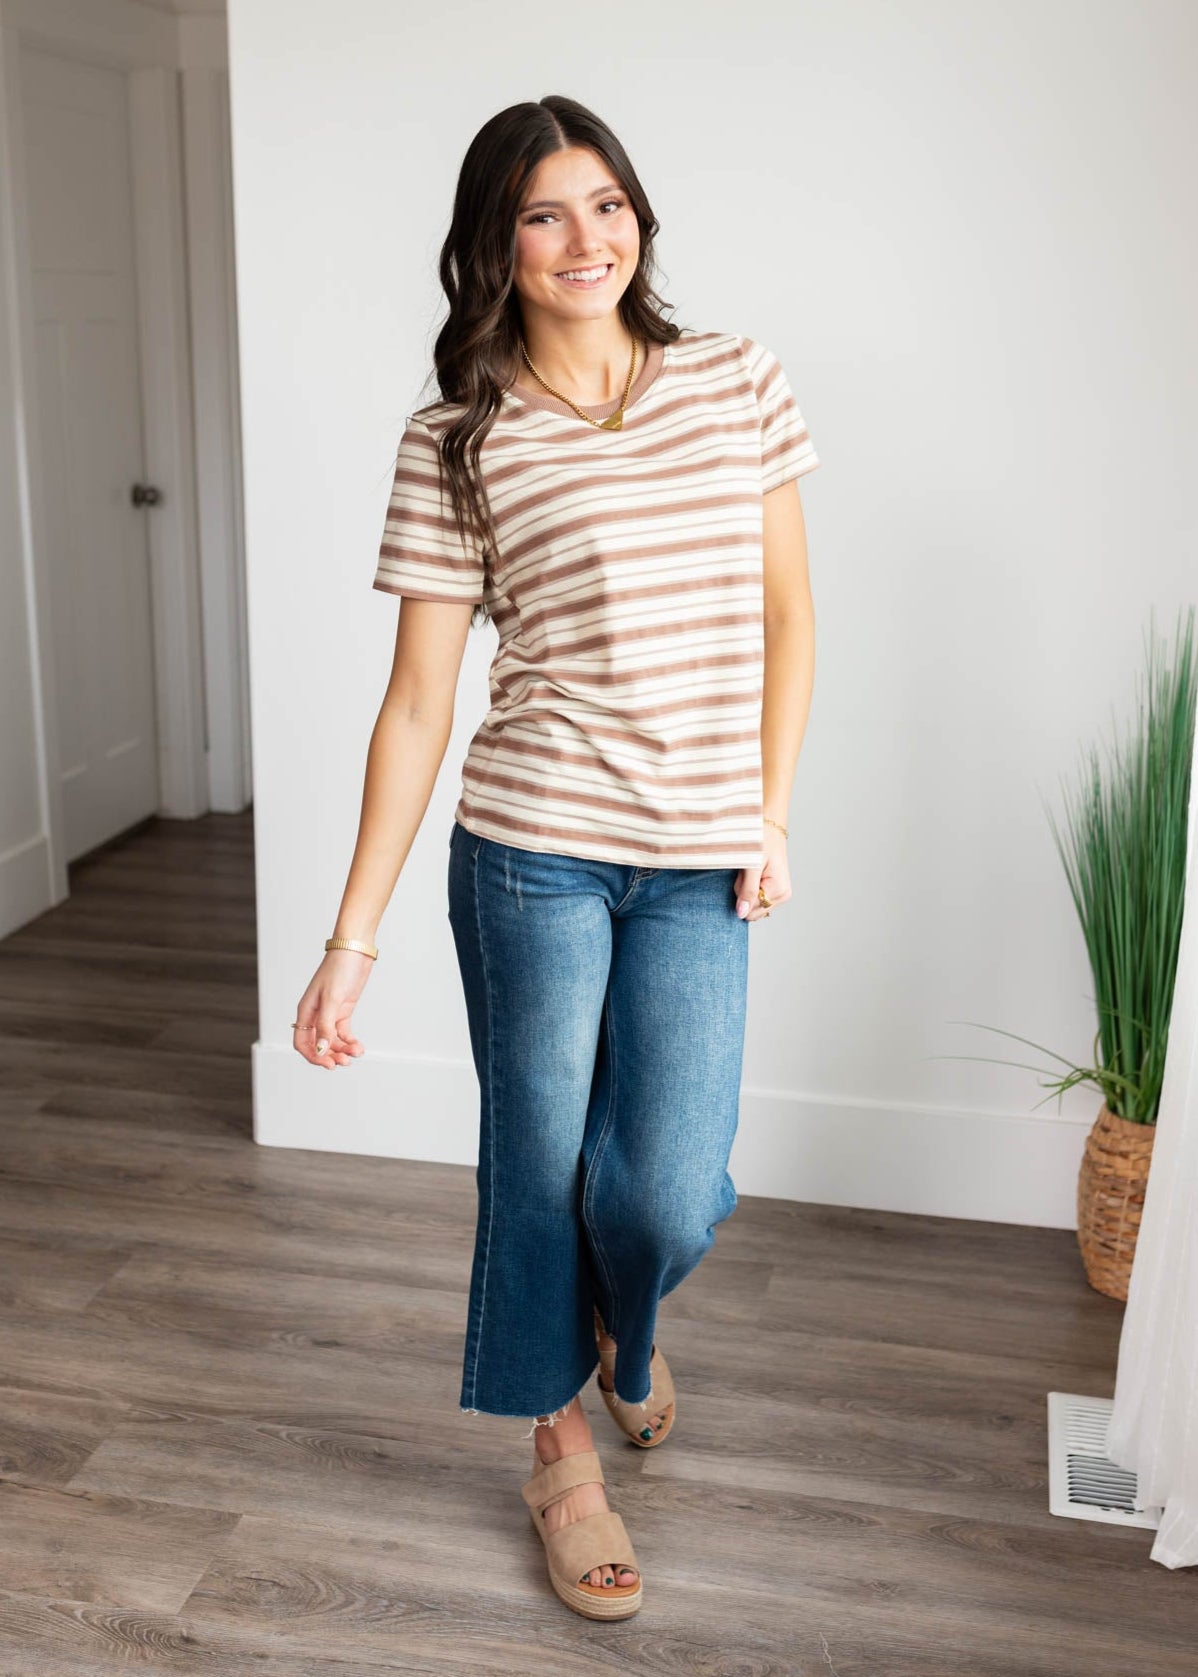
[373,328,821,866]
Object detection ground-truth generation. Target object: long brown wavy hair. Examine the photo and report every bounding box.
[416,95,683,630]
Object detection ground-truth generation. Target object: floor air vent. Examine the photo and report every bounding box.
[1047,1392,1159,1529]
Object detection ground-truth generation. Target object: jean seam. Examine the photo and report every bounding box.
[462,834,495,1411]
[610,872,642,915]
[581,984,620,1343]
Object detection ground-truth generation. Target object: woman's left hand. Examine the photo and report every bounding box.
[735,826,792,922]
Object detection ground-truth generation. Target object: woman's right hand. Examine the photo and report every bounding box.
[292,949,373,1069]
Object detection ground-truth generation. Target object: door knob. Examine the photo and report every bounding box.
[130,483,162,507]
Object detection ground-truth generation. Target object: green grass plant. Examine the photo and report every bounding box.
[941,606,1195,1123]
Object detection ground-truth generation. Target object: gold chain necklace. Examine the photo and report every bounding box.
[519,334,640,431]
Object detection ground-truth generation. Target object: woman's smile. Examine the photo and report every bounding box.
[555,263,614,288]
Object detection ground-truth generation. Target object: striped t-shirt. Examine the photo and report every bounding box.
[373,328,820,867]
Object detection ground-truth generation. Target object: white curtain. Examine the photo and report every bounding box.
[1106,720,1198,1568]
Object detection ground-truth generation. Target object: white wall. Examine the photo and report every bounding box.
[234,0,1198,1225]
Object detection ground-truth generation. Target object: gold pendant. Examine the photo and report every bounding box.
[600,410,624,430]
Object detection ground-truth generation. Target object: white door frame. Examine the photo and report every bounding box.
[180,55,252,813]
[0,0,243,926]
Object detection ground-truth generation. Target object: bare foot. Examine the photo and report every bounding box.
[531,1396,638,1590]
[596,1327,670,1441]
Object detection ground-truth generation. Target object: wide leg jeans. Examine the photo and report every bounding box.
[446,819,750,1424]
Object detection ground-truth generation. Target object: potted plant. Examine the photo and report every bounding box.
[942,607,1196,1301]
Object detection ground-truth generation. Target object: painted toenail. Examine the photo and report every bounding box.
[640,1426,654,1439]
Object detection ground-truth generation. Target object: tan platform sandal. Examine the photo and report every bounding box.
[593,1306,677,1448]
[521,1447,643,1620]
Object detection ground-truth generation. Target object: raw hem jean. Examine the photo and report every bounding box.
[446,819,749,1434]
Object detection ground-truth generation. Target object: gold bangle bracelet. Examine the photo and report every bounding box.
[325,937,378,960]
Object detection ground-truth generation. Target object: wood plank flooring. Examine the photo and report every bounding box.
[0,810,1193,1675]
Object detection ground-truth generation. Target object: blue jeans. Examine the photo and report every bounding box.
[446,819,749,1426]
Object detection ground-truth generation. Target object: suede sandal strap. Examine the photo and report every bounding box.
[520,1448,605,1514]
[602,1346,676,1418]
[540,1508,640,1584]
[644,1349,677,1414]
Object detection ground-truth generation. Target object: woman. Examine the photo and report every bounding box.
[291,94,819,1621]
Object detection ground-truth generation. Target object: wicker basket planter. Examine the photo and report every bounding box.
[1076,1102,1156,1301]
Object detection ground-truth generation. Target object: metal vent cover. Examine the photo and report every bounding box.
[1047,1392,1159,1528]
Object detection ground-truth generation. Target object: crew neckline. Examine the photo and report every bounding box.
[502,336,671,423]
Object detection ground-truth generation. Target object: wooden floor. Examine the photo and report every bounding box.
[0,811,1194,1676]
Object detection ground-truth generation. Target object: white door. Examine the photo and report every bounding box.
[22,47,160,861]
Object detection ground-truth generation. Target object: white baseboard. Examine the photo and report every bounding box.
[0,830,52,938]
[252,1041,1089,1230]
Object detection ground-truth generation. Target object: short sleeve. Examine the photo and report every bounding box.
[372,415,486,604]
[739,337,821,494]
